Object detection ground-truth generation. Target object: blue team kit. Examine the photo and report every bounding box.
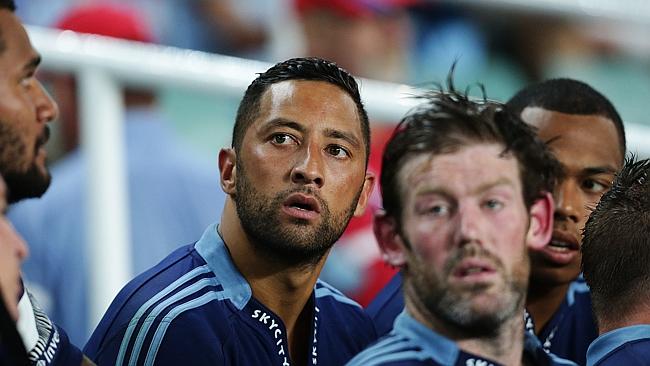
[586,325,650,366]
[367,272,589,366]
[84,223,377,365]
[347,312,576,366]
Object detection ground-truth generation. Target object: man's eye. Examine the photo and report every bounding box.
[484,199,503,210]
[426,205,449,216]
[582,179,608,193]
[20,76,33,88]
[272,133,294,145]
[327,145,349,158]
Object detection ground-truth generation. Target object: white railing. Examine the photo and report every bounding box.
[26,25,650,330]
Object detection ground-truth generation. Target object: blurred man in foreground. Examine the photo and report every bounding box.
[367,78,624,366]
[349,85,573,365]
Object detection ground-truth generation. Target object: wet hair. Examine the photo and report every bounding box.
[582,155,650,326]
[232,57,370,165]
[506,78,625,158]
[381,76,561,222]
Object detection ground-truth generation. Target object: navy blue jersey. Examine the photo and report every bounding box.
[347,312,577,366]
[84,223,378,365]
[524,278,598,366]
[369,274,596,366]
[366,272,404,337]
[586,325,650,366]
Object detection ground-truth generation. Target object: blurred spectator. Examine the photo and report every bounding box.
[16,0,275,59]
[294,0,413,82]
[8,4,225,345]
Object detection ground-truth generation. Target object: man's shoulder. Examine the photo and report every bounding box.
[346,332,421,366]
[587,325,650,366]
[310,280,379,363]
[346,331,475,366]
[83,244,237,365]
[595,338,650,365]
[365,273,404,337]
[315,280,373,326]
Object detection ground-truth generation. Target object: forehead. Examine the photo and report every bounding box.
[399,143,522,196]
[521,107,622,170]
[0,10,38,70]
[254,80,362,133]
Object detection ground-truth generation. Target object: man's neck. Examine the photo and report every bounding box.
[219,203,324,366]
[407,301,526,366]
[526,280,570,334]
[598,302,650,335]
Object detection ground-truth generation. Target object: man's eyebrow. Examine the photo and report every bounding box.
[260,117,305,134]
[583,166,618,176]
[23,55,41,72]
[473,177,516,195]
[324,128,361,149]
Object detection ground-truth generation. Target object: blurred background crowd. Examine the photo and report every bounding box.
[9,0,650,346]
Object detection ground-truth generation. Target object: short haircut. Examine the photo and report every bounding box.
[582,156,650,324]
[0,0,15,11]
[381,78,561,221]
[233,57,370,165]
[506,78,625,158]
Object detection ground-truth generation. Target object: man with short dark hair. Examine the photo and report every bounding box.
[0,0,57,203]
[367,78,624,366]
[348,85,573,365]
[84,57,377,366]
[0,1,95,365]
[507,79,624,366]
[8,4,226,344]
[582,156,650,366]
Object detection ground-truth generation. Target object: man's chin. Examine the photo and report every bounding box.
[4,167,51,203]
[529,257,581,286]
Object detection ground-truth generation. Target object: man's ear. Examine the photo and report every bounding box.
[526,191,554,250]
[218,148,237,195]
[353,172,376,217]
[374,209,408,268]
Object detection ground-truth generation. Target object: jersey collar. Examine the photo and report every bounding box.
[587,324,650,366]
[194,223,252,310]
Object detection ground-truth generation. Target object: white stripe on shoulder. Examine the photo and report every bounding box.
[116,265,211,366]
[128,276,219,366]
[143,290,228,365]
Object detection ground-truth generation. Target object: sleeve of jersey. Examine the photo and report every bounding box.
[365,273,405,337]
[86,314,226,365]
[26,301,83,366]
[84,293,226,366]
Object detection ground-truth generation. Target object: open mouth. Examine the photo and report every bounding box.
[537,231,580,264]
[547,231,579,252]
[548,240,577,252]
[35,126,50,150]
[281,192,322,220]
[452,258,497,280]
[284,193,320,213]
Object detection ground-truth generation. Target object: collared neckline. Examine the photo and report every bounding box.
[393,311,461,365]
[586,324,650,366]
[194,223,252,310]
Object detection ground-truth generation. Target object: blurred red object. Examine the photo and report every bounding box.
[55,4,153,43]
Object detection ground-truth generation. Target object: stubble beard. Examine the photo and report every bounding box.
[234,159,362,267]
[406,242,528,337]
[0,123,51,203]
